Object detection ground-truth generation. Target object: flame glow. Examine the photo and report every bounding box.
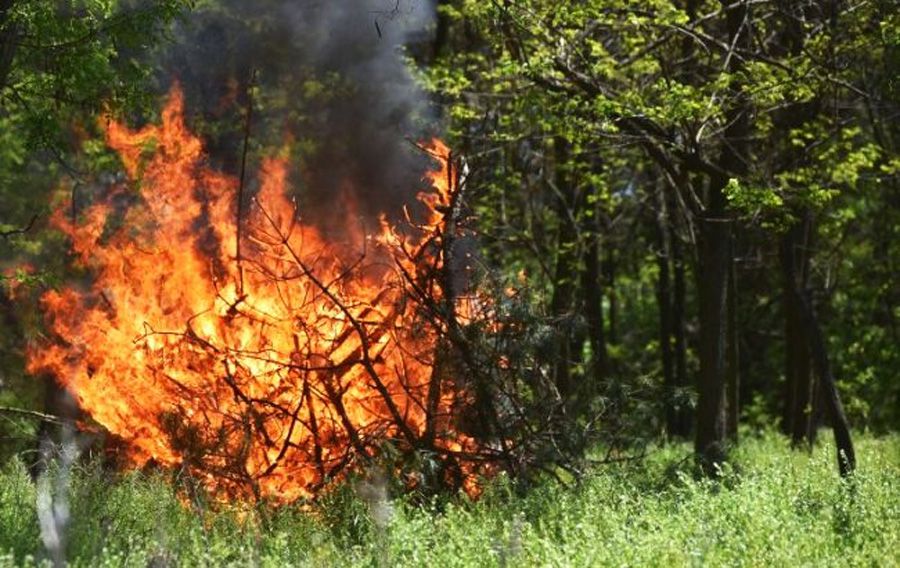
[27,86,486,501]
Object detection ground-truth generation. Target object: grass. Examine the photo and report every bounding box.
[0,431,897,567]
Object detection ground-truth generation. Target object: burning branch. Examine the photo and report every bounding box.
[27,86,543,503]
[235,69,258,298]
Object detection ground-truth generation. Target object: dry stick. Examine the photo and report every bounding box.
[253,227,372,460]
[304,376,326,479]
[0,406,67,425]
[220,360,260,498]
[260,335,317,478]
[256,202,419,447]
[424,151,457,447]
[236,69,258,298]
[319,371,370,457]
[260,388,305,477]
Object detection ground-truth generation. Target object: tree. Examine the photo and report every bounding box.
[428,0,892,473]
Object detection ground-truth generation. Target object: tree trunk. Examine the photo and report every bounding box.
[726,258,740,441]
[581,185,608,386]
[780,219,817,445]
[432,0,451,59]
[780,223,856,476]
[695,210,731,472]
[694,0,749,473]
[604,245,618,345]
[549,137,582,400]
[0,0,19,94]
[771,0,822,444]
[671,203,691,437]
[655,186,678,437]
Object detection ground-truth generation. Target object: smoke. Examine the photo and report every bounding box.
[36,431,76,568]
[152,0,438,227]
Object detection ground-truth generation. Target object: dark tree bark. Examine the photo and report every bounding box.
[670,199,691,437]
[780,223,856,476]
[773,0,837,437]
[549,138,583,400]
[433,0,451,59]
[726,259,740,441]
[655,185,679,437]
[780,219,817,445]
[781,279,799,437]
[0,0,18,94]
[695,210,732,471]
[603,245,618,345]
[581,184,608,385]
[695,0,749,473]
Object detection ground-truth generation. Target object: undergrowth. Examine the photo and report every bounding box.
[0,432,897,567]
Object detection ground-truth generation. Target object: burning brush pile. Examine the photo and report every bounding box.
[25,87,503,502]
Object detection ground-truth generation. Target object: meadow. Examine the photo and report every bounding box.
[0,432,897,567]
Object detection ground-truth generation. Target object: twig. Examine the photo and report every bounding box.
[0,214,38,238]
[236,69,258,296]
[0,406,67,425]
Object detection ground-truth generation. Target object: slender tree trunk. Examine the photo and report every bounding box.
[656,186,678,437]
[581,184,608,386]
[671,204,691,437]
[604,245,618,345]
[780,223,856,476]
[770,0,822,443]
[433,0,451,59]
[0,0,19,94]
[726,257,740,441]
[673,0,698,441]
[781,287,798,436]
[780,219,816,445]
[550,138,582,400]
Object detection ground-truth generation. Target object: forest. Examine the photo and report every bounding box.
[0,0,898,566]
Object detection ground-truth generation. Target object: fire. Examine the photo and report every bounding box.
[27,86,487,502]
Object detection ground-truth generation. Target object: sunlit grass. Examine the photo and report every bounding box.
[0,432,897,566]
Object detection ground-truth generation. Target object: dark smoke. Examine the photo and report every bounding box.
[151,0,438,227]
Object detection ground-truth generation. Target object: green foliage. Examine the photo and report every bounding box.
[2,0,188,143]
[423,0,900,440]
[0,0,190,226]
[0,434,896,566]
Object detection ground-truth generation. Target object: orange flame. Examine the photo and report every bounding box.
[27,86,486,501]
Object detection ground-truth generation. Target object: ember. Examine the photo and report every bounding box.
[27,86,489,502]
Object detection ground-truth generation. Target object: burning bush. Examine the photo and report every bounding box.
[26,86,504,502]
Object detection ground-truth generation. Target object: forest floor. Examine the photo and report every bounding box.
[0,431,897,567]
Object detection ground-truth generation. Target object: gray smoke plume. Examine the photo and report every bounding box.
[36,429,76,568]
[152,0,438,227]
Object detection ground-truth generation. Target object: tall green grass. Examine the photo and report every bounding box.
[1,432,897,567]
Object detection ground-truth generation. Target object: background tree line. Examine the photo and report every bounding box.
[424,0,899,475]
